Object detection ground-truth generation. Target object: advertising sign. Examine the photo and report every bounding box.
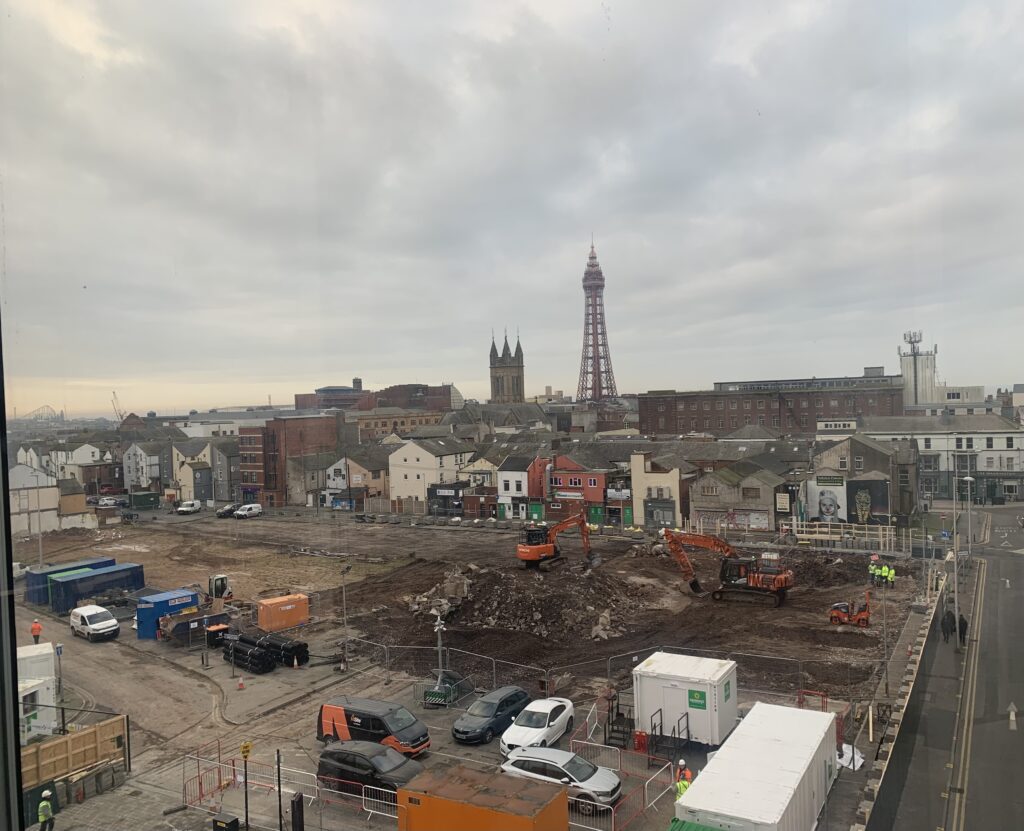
[846,479,890,525]
[807,477,848,524]
[775,493,791,513]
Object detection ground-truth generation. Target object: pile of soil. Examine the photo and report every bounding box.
[450,565,655,640]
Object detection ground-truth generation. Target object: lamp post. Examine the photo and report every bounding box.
[963,475,975,569]
[32,473,45,567]
[340,563,352,670]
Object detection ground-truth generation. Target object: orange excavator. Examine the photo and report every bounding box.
[658,529,795,607]
[516,513,593,569]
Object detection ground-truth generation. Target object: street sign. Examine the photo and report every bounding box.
[240,741,253,760]
[54,643,63,657]
[941,531,951,540]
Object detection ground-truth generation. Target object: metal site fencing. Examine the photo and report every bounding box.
[342,637,878,712]
[566,728,675,831]
[182,748,399,831]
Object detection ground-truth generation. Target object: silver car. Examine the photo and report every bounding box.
[500,746,621,813]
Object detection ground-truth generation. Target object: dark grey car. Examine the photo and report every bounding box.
[452,686,531,745]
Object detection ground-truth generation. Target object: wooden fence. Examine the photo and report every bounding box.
[20,715,128,789]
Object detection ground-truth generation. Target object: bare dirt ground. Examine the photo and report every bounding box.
[15,516,919,701]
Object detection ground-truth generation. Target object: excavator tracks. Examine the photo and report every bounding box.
[710,588,786,607]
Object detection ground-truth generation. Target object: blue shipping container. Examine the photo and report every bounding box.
[24,557,117,605]
[50,563,145,615]
[135,589,200,639]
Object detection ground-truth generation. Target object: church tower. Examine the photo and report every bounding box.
[489,332,525,404]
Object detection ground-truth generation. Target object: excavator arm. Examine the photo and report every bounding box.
[659,530,709,595]
[517,513,592,567]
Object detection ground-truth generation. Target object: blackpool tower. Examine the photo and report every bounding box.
[575,243,618,402]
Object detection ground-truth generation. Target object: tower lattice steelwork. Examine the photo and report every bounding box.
[575,243,618,401]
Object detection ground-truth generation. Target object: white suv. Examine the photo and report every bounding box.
[501,747,621,811]
[234,504,263,519]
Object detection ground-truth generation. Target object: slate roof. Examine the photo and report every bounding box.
[57,478,84,496]
[861,414,1023,433]
[497,455,535,472]
[173,438,212,457]
[396,437,477,458]
[721,424,782,441]
[346,444,394,472]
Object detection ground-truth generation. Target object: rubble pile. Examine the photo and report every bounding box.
[435,565,655,641]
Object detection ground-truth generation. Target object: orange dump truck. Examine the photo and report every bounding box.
[397,763,567,831]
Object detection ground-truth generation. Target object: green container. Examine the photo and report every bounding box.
[129,492,161,510]
[47,568,92,603]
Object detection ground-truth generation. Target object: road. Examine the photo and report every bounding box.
[891,506,1024,829]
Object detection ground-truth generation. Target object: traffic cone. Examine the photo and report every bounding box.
[237,677,245,690]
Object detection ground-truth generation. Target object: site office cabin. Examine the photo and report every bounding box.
[318,696,430,756]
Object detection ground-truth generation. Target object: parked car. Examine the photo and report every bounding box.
[317,741,423,795]
[86,496,99,505]
[177,500,202,514]
[69,605,120,641]
[452,686,531,745]
[97,497,118,508]
[499,697,574,756]
[216,502,242,518]
[115,498,130,508]
[501,747,622,812]
[234,504,263,519]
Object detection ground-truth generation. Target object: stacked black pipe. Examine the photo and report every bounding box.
[232,631,310,668]
[222,638,277,674]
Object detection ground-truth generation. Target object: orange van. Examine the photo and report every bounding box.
[318,696,430,756]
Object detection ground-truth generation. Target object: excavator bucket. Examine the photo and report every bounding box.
[688,578,705,595]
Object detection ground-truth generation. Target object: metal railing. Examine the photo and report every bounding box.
[569,796,614,831]
[643,761,673,808]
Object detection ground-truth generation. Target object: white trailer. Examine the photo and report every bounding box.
[675,702,838,831]
[632,652,738,746]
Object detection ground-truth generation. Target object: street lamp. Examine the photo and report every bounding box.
[31,472,45,567]
[963,475,975,568]
[340,563,352,670]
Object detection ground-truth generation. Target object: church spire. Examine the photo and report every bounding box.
[490,332,499,365]
[501,329,512,359]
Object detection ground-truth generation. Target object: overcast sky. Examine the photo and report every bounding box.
[1,1,1021,417]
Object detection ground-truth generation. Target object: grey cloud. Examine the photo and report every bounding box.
[1,1,1022,414]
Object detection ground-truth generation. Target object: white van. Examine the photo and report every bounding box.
[177,500,202,514]
[70,605,120,641]
[234,504,263,519]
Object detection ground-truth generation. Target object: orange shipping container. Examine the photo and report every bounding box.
[397,764,568,831]
[256,593,309,632]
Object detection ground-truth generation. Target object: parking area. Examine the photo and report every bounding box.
[185,668,677,831]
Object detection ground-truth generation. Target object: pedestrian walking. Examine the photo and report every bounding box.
[30,619,42,645]
[940,614,950,643]
[943,610,956,645]
[958,614,968,647]
[887,565,896,588]
[38,789,55,831]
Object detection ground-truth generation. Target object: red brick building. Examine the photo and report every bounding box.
[640,372,904,437]
[239,414,348,506]
[356,383,463,412]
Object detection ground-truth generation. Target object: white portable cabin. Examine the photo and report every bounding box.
[675,702,838,831]
[632,651,738,746]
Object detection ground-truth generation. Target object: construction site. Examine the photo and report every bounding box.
[14,510,930,831]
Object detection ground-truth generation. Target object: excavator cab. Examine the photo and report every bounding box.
[720,558,755,586]
[522,527,550,547]
[209,574,232,600]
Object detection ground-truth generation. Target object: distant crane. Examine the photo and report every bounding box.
[112,391,126,423]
